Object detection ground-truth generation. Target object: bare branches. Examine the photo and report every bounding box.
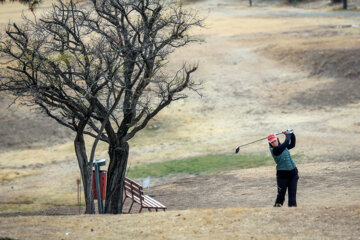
[0,0,203,144]
[123,63,199,141]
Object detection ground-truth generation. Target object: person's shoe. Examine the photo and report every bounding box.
[273,203,282,207]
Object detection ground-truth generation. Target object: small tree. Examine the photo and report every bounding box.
[0,0,203,214]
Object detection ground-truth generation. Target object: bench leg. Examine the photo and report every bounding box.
[128,201,134,213]
[139,206,143,213]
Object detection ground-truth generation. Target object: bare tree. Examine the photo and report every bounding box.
[0,0,203,214]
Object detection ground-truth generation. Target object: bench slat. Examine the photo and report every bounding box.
[143,195,166,208]
[126,191,142,198]
[125,185,142,194]
[125,191,143,200]
[125,179,142,188]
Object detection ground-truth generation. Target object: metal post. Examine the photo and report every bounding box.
[94,163,103,214]
[77,178,81,214]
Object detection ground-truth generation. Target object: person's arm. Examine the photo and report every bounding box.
[287,133,296,150]
[272,134,291,156]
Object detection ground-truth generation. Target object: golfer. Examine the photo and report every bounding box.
[268,129,298,207]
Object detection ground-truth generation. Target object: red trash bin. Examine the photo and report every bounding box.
[92,170,107,200]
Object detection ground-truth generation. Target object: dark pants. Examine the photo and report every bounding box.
[275,168,299,207]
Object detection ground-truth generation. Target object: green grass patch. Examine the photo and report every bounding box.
[127,153,276,179]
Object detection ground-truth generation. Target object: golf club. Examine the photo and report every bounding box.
[235,131,288,154]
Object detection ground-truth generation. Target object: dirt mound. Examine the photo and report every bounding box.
[259,24,360,108]
[274,47,360,80]
[276,48,360,108]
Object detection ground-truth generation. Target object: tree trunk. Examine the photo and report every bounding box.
[74,133,95,214]
[104,141,129,214]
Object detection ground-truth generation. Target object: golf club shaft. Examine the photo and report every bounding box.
[237,132,282,148]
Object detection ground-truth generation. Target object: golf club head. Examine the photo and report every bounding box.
[235,146,240,154]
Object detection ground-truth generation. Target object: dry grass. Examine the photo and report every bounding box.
[1,0,360,239]
[0,205,359,240]
[1,0,360,165]
[0,143,74,168]
[0,169,40,183]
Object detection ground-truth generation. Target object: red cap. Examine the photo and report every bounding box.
[268,133,277,143]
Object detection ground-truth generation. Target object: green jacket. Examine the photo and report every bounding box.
[269,133,296,171]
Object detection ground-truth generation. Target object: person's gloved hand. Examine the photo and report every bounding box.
[282,129,293,135]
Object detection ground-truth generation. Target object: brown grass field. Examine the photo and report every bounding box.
[1,0,360,239]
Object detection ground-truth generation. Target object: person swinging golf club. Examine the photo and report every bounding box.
[268,129,299,207]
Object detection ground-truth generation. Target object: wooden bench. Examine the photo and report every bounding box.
[123,177,167,213]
